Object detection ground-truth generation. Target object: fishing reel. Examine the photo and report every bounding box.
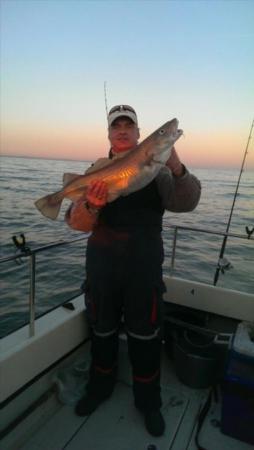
[218,257,233,275]
[246,226,254,239]
[12,233,31,265]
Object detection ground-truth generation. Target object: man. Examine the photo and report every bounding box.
[65,105,201,436]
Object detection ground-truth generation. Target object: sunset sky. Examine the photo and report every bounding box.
[1,0,254,169]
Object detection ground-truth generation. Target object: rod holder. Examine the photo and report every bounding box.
[29,253,36,337]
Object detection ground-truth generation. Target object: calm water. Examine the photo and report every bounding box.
[1,156,253,337]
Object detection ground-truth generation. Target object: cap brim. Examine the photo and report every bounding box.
[108,110,138,127]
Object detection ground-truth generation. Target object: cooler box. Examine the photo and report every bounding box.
[221,322,254,445]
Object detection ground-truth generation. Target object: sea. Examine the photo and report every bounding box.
[1,156,254,338]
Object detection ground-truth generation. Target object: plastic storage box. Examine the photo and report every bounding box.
[221,322,254,445]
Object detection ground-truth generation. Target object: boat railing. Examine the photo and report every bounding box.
[1,234,91,338]
[162,223,253,275]
[0,226,252,338]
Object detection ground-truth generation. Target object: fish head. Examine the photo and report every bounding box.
[145,118,183,164]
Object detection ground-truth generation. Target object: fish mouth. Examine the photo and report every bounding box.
[168,128,183,144]
[168,119,182,137]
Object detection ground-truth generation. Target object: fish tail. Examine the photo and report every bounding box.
[34,191,64,220]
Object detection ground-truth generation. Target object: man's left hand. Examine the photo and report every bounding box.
[166,147,184,177]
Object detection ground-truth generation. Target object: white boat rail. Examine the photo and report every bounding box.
[1,234,90,337]
[0,226,253,338]
[163,223,253,276]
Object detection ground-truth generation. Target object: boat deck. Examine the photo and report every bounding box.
[6,348,252,450]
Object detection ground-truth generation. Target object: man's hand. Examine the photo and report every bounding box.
[166,147,184,177]
[86,180,108,209]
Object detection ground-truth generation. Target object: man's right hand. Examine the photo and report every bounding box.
[86,180,108,210]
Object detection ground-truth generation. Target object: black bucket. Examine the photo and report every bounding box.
[164,310,205,360]
[174,330,218,388]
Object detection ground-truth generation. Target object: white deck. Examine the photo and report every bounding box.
[1,277,254,450]
[3,349,252,450]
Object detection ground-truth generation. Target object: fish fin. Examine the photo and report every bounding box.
[146,153,155,165]
[63,172,80,187]
[34,191,64,220]
[152,147,172,164]
[149,158,163,165]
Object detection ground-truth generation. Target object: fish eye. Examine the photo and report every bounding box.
[159,129,165,135]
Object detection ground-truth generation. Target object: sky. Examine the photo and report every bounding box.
[1,0,254,169]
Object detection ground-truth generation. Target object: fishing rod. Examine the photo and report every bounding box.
[104,81,109,118]
[213,118,254,286]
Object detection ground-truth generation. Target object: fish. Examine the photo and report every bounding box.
[34,118,183,220]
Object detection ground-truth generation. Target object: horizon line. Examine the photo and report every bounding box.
[1,153,253,171]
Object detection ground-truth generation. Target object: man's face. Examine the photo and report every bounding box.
[108,117,140,153]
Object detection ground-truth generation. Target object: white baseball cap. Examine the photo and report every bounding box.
[108,105,138,127]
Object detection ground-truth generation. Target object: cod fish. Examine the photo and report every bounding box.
[35,118,183,220]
